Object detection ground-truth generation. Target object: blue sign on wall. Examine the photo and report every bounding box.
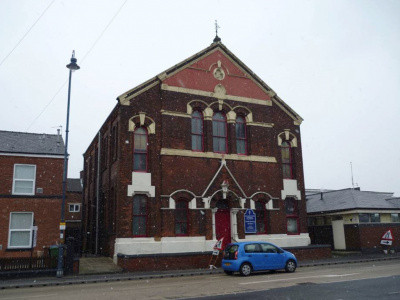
[244,209,257,233]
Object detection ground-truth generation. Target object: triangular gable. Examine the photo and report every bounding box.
[117,41,303,124]
[202,159,247,198]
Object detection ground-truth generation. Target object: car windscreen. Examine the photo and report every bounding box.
[224,244,238,259]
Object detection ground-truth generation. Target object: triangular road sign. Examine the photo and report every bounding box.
[381,229,394,241]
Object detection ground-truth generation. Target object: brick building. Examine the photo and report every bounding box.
[307,188,400,252]
[0,130,64,258]
[65,178,83,255]
[82,38,314,270]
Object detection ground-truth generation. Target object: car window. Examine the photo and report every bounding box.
[260,243,279,253]
[225,244,238,253]
[244,243,262,253]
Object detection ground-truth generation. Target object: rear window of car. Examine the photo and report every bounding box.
[225,244,238,253]
[244,243,262,253]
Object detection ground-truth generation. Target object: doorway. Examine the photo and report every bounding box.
[215,200,231,248]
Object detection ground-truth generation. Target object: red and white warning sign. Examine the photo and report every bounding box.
[213,237,224,250]
[380,229,394,246]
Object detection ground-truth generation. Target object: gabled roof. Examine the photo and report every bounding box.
[0,130,65,156]
[117,41,303,124]
[67,178,82,193]
[306,188,399,214]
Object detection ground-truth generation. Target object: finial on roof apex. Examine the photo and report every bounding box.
[213,20,221,43]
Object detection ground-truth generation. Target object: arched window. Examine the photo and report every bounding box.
[255,201,267,234]
[281,141,294,179]
[133,195,147,236]
[236,116,247,155]
[191,111,203,151]
[133,127,147,171]
[175,200,188,236]
[285,197,299,234]
[212,112,227,153]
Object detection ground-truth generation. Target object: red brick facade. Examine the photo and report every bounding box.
[82,42,311,269]
[0,155,63,258]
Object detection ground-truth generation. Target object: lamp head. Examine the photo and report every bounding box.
[66,50,80,71]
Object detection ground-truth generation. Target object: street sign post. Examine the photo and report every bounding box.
[244,209,256,234]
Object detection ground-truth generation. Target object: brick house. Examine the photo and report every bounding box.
[0,130,64,258]
[307,188,400,252]
[65,178,83,255]
[82,38,316,270]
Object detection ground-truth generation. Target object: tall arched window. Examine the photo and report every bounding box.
[191,111,203,151]
[255,201,267,234]
[212,112,227,153]
[133,127,147,172]
[133,194,147,236]
[281,141,294,179]
[175,200,188,236]
[236,116,247,155]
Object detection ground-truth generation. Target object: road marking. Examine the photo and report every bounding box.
[388,291,400,295]
[240,273,360,285]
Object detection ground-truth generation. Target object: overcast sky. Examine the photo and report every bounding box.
[1,0,399,196]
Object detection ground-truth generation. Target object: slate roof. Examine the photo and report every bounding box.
[0,130,65,156]
[306,188,400,214]
[67,178,82,193]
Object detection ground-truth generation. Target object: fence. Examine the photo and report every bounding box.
[0,256,57,272]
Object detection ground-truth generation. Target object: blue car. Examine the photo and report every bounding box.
[222,242,297,276]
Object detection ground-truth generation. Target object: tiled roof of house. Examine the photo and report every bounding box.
[0,130,65,156]
[306,188,400,214]
[67,178,82,193]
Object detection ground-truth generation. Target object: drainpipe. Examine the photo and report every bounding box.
[96,131,101,255]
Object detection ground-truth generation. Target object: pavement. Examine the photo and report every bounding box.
[1,252,400,290]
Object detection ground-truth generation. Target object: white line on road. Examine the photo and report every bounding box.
[240,273,360,285]
[1,293,58,300]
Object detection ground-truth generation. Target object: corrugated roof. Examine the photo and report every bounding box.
[67,178,82,192]
[306,188,398,214]
[0,130,65,155]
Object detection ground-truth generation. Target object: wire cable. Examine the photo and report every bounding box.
[26,0,128,130]
[0,0,56,68]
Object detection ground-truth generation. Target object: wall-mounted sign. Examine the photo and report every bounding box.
[244,209,256,234]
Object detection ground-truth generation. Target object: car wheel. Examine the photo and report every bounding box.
[240,263,252,276]
[285,259,296,273]
[224,270,233,275]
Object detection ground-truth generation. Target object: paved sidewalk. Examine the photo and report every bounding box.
[1,252,399,290]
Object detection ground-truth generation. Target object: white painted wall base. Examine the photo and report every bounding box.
[114,234,311,262]
[114,236,216,263]
[239,233,311,248]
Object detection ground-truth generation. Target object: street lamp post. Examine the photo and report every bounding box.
[56,51,80,278]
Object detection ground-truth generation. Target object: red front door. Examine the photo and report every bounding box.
[215,209,231,249]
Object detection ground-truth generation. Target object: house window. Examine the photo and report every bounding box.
[281,142,294,179]
[175,200,189,236]
[285,197,299,234]
[255,201,267,234]
[8,212,34,249]
[12,164,36,195]
[191,111,204,151]
[69,204,80,212]
[359,213,381,223]
[132,195,147,236]
[133,127,148,172]
[391,213,400,223]
[212,112,227,153]
[370,213,380,223]
[236,116,247,155]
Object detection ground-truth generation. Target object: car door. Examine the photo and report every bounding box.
[260,243,285,269]
[244,243,264,270]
